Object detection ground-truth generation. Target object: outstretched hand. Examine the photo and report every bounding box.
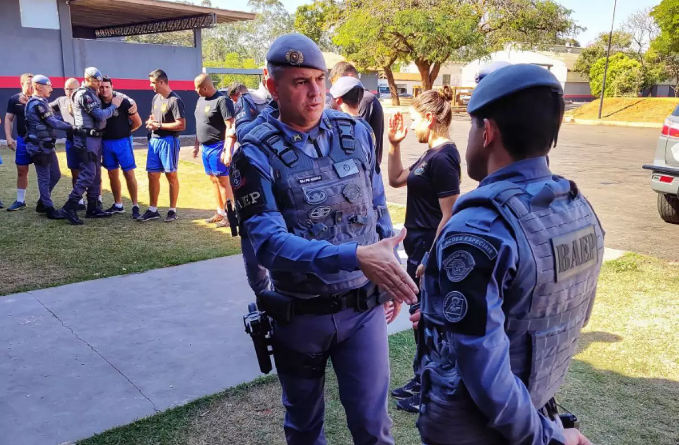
[357,228,418,305]
[388,112,408,145]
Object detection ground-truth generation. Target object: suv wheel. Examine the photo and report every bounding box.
[657,193,679,224]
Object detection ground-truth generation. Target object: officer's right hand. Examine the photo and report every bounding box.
[388,111,408,145]
[357,228,418,305]
[410,309,420,330]
[7,137,16,151]
[563,429,592,445]
[111,95,124,107]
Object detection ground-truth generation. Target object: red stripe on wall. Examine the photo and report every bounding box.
[0,76,196,91]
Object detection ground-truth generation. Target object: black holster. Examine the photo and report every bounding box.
[226,199,239,237]
[243,302,274,374]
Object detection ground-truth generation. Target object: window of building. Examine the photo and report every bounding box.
[20,0,60,30]
[442,74,451,86]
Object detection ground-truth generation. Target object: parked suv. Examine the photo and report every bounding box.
[643,104,679,223]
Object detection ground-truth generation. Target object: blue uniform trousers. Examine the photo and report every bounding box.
[34,151,61,208]
[69,137,102,203]
[273,305,394,445]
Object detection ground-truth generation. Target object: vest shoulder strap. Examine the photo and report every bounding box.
[242,122,299,168]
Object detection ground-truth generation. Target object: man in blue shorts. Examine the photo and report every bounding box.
[4,73,33,211]
[140,69,186,223]
[193,74,236,227]
[50,77,86,210]
[99,76,142,219]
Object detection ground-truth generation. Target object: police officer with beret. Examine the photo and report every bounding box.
[61,67,123,225]
[231,33,418,444]
[413,64,601,445]
[24,75,78,220]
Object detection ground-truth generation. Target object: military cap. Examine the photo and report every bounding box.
[329,76,363,99]
[468,64,563,114]
[475,61,511,84]
[266,33,327,71]
[84,67,103,81]
[32,75,51,86]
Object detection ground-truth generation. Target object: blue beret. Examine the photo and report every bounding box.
[266,33,326,71]
[329,76,363,98]
[475,61,511,84]
[32,75,51,86]
[468,64,563,114]
[84,67,103,81]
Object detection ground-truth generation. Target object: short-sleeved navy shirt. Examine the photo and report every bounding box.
[151,91,185,138]
[405,142,461,230]
[6,93,28,138]
[195,91,234,145]
[102,94,133,140]
[359,91,384,168]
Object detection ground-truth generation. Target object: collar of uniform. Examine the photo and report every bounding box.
[480,156,551,186]
[271,114,332,150]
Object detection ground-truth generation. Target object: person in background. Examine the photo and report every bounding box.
[387,85,462,414]
[4,73,33,211]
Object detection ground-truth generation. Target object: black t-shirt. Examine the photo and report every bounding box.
[102,94,133,140]
[405,142,461,231]
[195,91,234,145]
[359,91,384,169]
[6,93,28,137]
[151,91,185,138]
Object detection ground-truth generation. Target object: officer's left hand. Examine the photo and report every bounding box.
[564,429,592,445]
[388,112,408,145]
[221,148,232,166]
[384,300,402,324]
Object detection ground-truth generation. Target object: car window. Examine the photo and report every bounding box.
[672,105,679,117]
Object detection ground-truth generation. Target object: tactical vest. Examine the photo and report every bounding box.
[72,86,103,130]
[25,97,56,152]
[242,112,379,296]
[418,175,604,444]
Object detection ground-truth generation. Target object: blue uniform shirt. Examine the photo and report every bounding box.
[235,100,278,143]
[235,109,393,277]
[422,156,566,445]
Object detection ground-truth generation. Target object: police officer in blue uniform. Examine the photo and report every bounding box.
[61,67,123,225]
[231,33,418,445]
[414,64,602,445]
[24,75,78,220]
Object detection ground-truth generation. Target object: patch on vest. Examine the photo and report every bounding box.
[309,206,332,219]
[443,291,468,323]
[342,183,362,203]
[441,234,498,260]
[551,225,598,282]
[299,175,322,184]
[231,166,244,189]
[443,250,475,282]
[333,159,359,178]
[304,189,327,205]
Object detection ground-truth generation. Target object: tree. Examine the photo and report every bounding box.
[651,0,679,96]
[589,53,644,98]
[294,1,340,51]
[573,31,633,80]
[204,54,260,89]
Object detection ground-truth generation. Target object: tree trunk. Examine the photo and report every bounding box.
[383,65,400,106]
[415,59,433,91]
[429,62,442,89]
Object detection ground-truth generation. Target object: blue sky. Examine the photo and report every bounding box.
[198,0,662,47]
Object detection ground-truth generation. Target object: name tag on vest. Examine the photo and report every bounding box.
[551,225,598,282]
[333,159,359,178]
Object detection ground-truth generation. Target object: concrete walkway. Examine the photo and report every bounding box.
[0,244,626,445]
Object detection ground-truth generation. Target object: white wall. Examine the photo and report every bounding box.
[460,49,568,88]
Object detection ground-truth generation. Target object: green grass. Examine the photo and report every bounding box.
[0,146,241,296]
[79,253,679,445]
[568,97,679,123]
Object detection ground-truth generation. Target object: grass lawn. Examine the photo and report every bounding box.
[567,97,679,123]
[79,253,679,445]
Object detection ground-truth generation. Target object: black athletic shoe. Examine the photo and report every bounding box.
[164,210,178,223]
[395,394,421,414]
[86,207,113,218]
[105,204,125,214]
[77,202,87,211]
[7,200,26,211]
[137,209,161,222]
[391,377,421,399]
[36,200,47,214]
[131,205,141,220]
[45,207,65,220]
[61,207,83,225]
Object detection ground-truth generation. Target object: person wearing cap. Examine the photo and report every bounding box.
[138,69,186,223]
[413,64,602,445]
[330,62,385,172]
[230,33,418,445]
[50,77,86,210]
[193,73,236,227]
[24,75,79,219]
[4,73,33,212]
[60,67,123,225]
[234,68,272,137]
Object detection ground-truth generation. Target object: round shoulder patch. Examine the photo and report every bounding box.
[443,250,475,282]
[443,291,468,323]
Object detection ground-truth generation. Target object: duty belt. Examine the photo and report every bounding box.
[292,284,390,315]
